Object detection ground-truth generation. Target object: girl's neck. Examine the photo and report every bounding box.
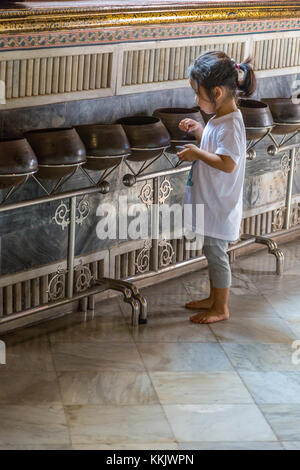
[214,99,238,118]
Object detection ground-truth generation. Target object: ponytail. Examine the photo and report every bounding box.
[188,51,257,101]
[237,56,256,98]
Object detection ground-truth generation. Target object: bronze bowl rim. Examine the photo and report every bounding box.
[153,107,202,114]
[261,97,300,103]
[238,98,269,109]
[0,137,32,143]
[37,162,85,168]
[24,127,76,135]
[86,154,129,159]
[75,123,125,129]
[116,116,162,126]
[0,169,37,176]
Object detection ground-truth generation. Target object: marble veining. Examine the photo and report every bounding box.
[260,404,300,441]
[163,404,277,442]
[239,371,300,404]
[0,240,299,449]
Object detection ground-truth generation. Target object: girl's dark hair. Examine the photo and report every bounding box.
[188,51,256,103]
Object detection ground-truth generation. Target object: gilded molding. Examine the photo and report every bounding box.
[0,18,299,51]
[1,4,300,34]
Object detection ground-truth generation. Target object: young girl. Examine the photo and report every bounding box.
[177,51,256,324]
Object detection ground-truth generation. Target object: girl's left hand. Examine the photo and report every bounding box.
[177,144,200,162]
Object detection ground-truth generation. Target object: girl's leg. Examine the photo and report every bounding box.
[190,237,231,324]
[213,286,230,314]
[185,279,215,309]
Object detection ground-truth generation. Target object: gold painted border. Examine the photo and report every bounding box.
[0,3,300,34]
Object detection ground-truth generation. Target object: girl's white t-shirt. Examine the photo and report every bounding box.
[184,109,246,242]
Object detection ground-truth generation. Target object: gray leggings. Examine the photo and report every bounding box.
[203,236,231,289]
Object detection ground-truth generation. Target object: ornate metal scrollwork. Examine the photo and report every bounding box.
[53,196,90,230]
[139,183,153,207]
[280,153,290,176]
[159,239,175,267]
[47,266,66,301]
[279,150,300,177]
[76,195,90,225]
[139,178,173,207]
[272,207,285,232]
[52,201,70,230]
[291,204,300,227]
[135,240,151,273]
[159,177,173,204]
[74,262,93,293]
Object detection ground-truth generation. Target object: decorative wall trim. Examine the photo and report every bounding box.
[0,18,299,52]
[252,32,300,71]
[0,249,109,317]
[0,44,116,106]
[116,31,300,96]
[1,28,300,109]
[118,36,246,94]
[0,3,299,34]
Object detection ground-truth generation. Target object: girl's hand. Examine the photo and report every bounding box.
[178,118,203,134]
[177,144,200,162]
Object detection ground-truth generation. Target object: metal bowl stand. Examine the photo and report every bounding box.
[0,162,148,329]
[122,130,286,278]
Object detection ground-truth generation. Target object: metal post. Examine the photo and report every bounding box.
[67,196,77,298]
[150,176,160,272]
[79,297,88,314]
[284,148,296,230]
[88,294,95,312]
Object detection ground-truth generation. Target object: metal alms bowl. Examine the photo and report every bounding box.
[75,123,131,170]
[153,107,204,141]
[25,127,86,179]
[0,137,38,188]
[261,98,300,135]
[116,116,170,162]
[238,99,274,140]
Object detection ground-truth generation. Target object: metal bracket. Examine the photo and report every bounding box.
[241,234,284,275]
[95,277,147,325]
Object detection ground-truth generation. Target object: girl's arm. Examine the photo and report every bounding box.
[178,119,203,145]
[193,128,203,145]
[177,144,237,173]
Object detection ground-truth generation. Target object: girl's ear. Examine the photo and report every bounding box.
[189,79,198,94]
[214,86,223,101]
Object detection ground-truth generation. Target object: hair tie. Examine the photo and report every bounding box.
[237,67,245,85]
[231,58,240,69]
[231,58,245,85]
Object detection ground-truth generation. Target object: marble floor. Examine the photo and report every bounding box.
[1,238,300,450]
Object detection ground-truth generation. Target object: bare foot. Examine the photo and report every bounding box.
[185,298,214,310]
[189,308,230,324]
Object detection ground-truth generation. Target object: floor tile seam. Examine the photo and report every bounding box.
[132,342,179,443]
[217,340,283,442]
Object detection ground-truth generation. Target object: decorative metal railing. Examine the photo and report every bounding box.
[0,126,299,329]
